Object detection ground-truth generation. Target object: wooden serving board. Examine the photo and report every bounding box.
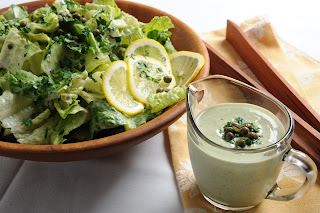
[204,41,320,167]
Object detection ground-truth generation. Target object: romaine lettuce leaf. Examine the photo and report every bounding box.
[84,49,111,72]
[93,0,118,7]
[83,71,103,94]
[30,13,59,34]
[8,69,54,101]
[142,16,174,35]
[0,28,27,73]
[2,5,28,20]
[1,108,51,142]
[1,105,36,134]
[79,90,105,103]
[15,116,57,145]
[26,32,51,44]
[58,71,88,105]
[87,100,127,138]
[146,86,186,113]
[50,109,89,144]
[41,42,66,75]
[54,100,85,119]
[124,109,161,130]
[0,91,33,121]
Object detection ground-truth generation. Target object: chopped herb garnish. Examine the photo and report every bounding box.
[22,118,33,127]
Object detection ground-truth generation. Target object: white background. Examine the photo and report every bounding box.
[0,1,319,213]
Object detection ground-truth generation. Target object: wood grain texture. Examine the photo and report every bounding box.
[226,20,320,133]
[205,41,320,167]
[0,0,210,161]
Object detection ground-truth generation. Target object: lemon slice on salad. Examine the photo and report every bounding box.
[169,51,205,86]
[127,56,176,104]
[102,61,144,115]
[124,38,171,72]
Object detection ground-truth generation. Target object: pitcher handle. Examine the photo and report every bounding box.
[266,149,317,201]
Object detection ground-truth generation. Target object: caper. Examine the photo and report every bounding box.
[156,88,165,93]
[57,15,63,22]
[80,17,87,23]
[56,28,64,35]
[239,127,249,136]
[163,75,172,83]
[66,33,72,39]
[93,29,100,36]
[76,64,83,70]
[223,127,234,134]
[72,13,81,20]
[235,139,246,148]
[7,44,13,49]
[231,122,241,133]
[225,132,235,141]
[248,132,259,140]
[19,20,26,27]
[67,13,72,18]
[243,123,252,129]
[59,12,67,17]
[53,36,59,41]
[73,35,78,41]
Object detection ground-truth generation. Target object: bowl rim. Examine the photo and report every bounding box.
[0,0,210,161]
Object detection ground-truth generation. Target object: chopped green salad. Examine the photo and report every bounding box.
[0,0,185,145]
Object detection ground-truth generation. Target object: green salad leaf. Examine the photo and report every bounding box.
[146,86,186,113]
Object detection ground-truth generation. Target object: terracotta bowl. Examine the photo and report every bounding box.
[0,0,210,161]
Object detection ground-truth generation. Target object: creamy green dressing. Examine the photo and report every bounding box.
[196,103,284,149]
[188,103,287,207]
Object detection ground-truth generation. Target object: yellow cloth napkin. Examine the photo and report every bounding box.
[168,16,320,212]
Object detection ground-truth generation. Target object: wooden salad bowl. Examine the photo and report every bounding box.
[0,0,210,161]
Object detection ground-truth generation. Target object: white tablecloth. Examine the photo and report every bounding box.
[0,1,319,212]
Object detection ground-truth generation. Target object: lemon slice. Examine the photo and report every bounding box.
[124,38,171,72]
[102,60,144,115]
[169,51,205,86]
[127,56,176,104]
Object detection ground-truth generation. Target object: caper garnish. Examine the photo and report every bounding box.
[59,12,67,17]
[72,13,81,20]
[93,29,100,36]
[57,15,63,22]
[73,35,78,41]
[243,123,252,129]
[248,132,259,140]
[19,20,26,27]
[163,75,172,83]
[80,17,87,23]
[156,88,165,93]
[235,139,246,148]
[231,122,241,132]
[225,132,235,141]
[67,13,72,18]
[53,36,59,41]
[66,33,72,39]
[239,127,249,136]
[223,127,234,134]
[56,28,64,35]
[76,64,83,71]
